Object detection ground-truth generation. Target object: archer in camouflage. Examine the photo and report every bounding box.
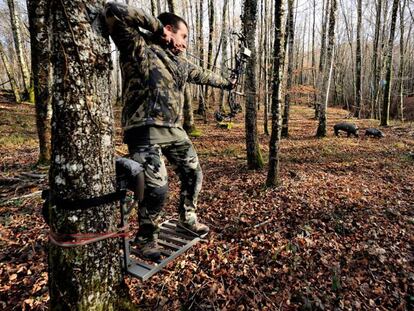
[104,2,232,260]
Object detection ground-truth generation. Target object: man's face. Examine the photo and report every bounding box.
[166,22,188,55]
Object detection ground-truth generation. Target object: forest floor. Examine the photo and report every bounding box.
[0,101,413,310]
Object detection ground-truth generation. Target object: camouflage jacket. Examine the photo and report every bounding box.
[104,2,231,131]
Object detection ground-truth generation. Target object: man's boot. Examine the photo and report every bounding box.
[134,236,162,261]
[177,221,209,237]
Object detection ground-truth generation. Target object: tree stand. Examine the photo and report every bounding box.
[117,158,205,281]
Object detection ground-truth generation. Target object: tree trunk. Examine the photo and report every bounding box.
[281,0,294,138]
[151,0,157,16]
[266,0,286,187]
[204,0,215,102]
[0,41,21,103]
[28,0,52,165]
[7,0,32,100]
[398,0,407,121]
[263,0,269,135]
[48,1,129,309]
[371,0,382,119]
[219,0,229,112]
[316,0,337,138]
[167,0,178,13]
[243,0,263,170]
[381,0,399,126]
[354,0,362,118]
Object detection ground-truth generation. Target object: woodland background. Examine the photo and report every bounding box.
[0,0,413,310]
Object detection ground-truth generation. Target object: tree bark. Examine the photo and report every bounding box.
[381,0,399,126]
[281,0,294,138]
[48,1,130,309]
[354,0,362,118]
[28,0,52,164]
[371,0,382,119]
[0,41,21,103]
[266,0,286,187]
[204,0,215,102]
[398,0,407,121]
[167,0,178,14]
[219,0,229,112]
[7,0,32,100]
[316,0,337,138]
[243,0,263,170]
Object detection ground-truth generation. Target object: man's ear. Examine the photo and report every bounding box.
[164,24,174,32]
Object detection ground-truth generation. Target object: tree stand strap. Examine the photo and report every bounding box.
[42,189,126,210]
[49,225,131,248]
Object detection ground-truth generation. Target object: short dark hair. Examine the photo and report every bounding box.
[157,12,188,32]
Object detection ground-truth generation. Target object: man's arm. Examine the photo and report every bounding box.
[186,61,232,89]
[104,2,164,54]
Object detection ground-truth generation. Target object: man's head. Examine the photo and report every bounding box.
[157,12,188,55]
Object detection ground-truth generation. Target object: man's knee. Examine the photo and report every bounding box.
[143,184,169,214]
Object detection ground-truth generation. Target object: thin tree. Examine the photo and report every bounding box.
[381,0,399,126]
[28,0,52,164]
[204,0,215,103]
[47,0,131,308]
[371,0,382,119]
[0,41,21,103]
[316,0,337,137]
[398,0,407,121]
[266,0,286,187]
[354,0,362,118]
[243,0,263,169]
[7,0,32,101]
[281,0,295,138]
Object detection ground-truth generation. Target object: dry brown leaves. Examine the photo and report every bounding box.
[1,103,413,310]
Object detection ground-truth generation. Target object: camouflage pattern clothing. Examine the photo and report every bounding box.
[104,2,231,241]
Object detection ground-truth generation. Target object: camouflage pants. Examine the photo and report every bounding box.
[129,139,202,241]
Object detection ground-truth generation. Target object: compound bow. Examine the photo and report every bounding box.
[215,31,251,123]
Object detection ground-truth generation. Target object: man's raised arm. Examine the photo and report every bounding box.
[104,2,164,53]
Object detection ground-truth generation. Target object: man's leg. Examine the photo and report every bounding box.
[162,139,208,235]
[129,144,168,259]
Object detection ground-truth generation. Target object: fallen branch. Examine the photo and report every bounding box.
[1,190,42,204]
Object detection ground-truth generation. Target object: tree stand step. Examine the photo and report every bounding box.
[122,219,204,281]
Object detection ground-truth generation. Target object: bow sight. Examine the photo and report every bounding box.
[215,31,251,123]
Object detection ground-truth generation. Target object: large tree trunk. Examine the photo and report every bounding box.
[354,0,362,118]
[381,0,399,126]
[0,41,21,103]
[48,1,129,309]
[316,0,337,138]
[243,0,263,170]
[7,0,32,100]
[281,0,294,138]
[28,0,52,164]
[266,0,286,187]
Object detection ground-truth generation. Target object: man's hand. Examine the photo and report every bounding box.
[228,77,237,90]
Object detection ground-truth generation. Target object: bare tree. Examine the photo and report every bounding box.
[28,0,52,164]
[243,0,263,170]
[398,0,407,121]
[266,0,286,187]
[281,0,295,138]
[0,40,21,103]
[7,0,32,101]
[381,0,399,126]
[354,0,362,118]
[316,0,337,137]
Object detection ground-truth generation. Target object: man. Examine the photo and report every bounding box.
[104,3,234,260]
